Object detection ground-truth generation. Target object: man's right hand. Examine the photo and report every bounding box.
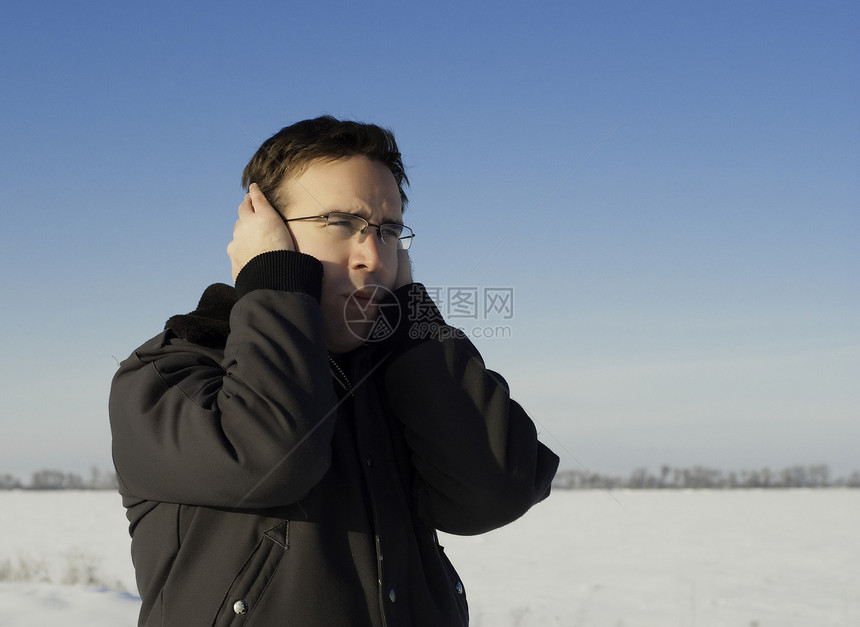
[228,183,296,282]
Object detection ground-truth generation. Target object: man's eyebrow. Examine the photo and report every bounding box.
[329,209,404,225]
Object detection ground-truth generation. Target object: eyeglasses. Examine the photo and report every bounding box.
[283,212,415,250]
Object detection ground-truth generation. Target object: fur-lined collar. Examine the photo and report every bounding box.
[164,283,236,348]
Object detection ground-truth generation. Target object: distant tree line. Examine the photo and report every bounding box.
[553,464,860,490]
[0,467,118,490]
[4,464,858,491]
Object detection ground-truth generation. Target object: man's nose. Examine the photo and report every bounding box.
[350,228,387,271]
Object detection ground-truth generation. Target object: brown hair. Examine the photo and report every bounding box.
[241,116,409,212]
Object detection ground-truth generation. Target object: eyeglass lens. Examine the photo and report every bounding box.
[326,214,413,249]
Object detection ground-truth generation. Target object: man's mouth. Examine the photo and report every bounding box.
[346,288,381,315]
[342,285,401,343]
[351,293,377,305]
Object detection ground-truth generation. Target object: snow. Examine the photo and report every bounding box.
[1,489,858,626]
[0,584,139,627]
[441,489,860,626]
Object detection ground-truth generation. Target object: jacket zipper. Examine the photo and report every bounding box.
[328,356,354,396]
[375,534,390,627]
[333,354,390,627]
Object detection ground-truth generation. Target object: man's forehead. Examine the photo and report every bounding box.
[280,156,403,215]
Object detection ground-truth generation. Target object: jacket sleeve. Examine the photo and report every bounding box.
[382,284,560,536]
[109,254,338,509]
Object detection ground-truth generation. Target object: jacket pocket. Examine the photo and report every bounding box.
[212,520,289,626]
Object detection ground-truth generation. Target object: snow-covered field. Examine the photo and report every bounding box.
[0,489,857,626]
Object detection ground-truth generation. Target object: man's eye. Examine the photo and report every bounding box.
[381,225,404,239]
[326,215,361,237]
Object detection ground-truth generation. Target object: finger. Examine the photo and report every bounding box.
[237,192,254,218]
[248,183,279,217]
[249,184,295,249]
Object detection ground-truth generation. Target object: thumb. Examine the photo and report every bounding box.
[248,183,280,217]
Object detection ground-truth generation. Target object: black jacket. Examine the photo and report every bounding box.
[109,251,559,626]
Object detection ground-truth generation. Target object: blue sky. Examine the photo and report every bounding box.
[1,0,858,480]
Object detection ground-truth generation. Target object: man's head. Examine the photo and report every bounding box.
[241,116,409,212]
[241,117,411,354]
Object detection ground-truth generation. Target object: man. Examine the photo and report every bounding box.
[110,116,559,626]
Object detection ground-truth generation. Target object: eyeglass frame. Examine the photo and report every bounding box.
[282,212,415,250]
